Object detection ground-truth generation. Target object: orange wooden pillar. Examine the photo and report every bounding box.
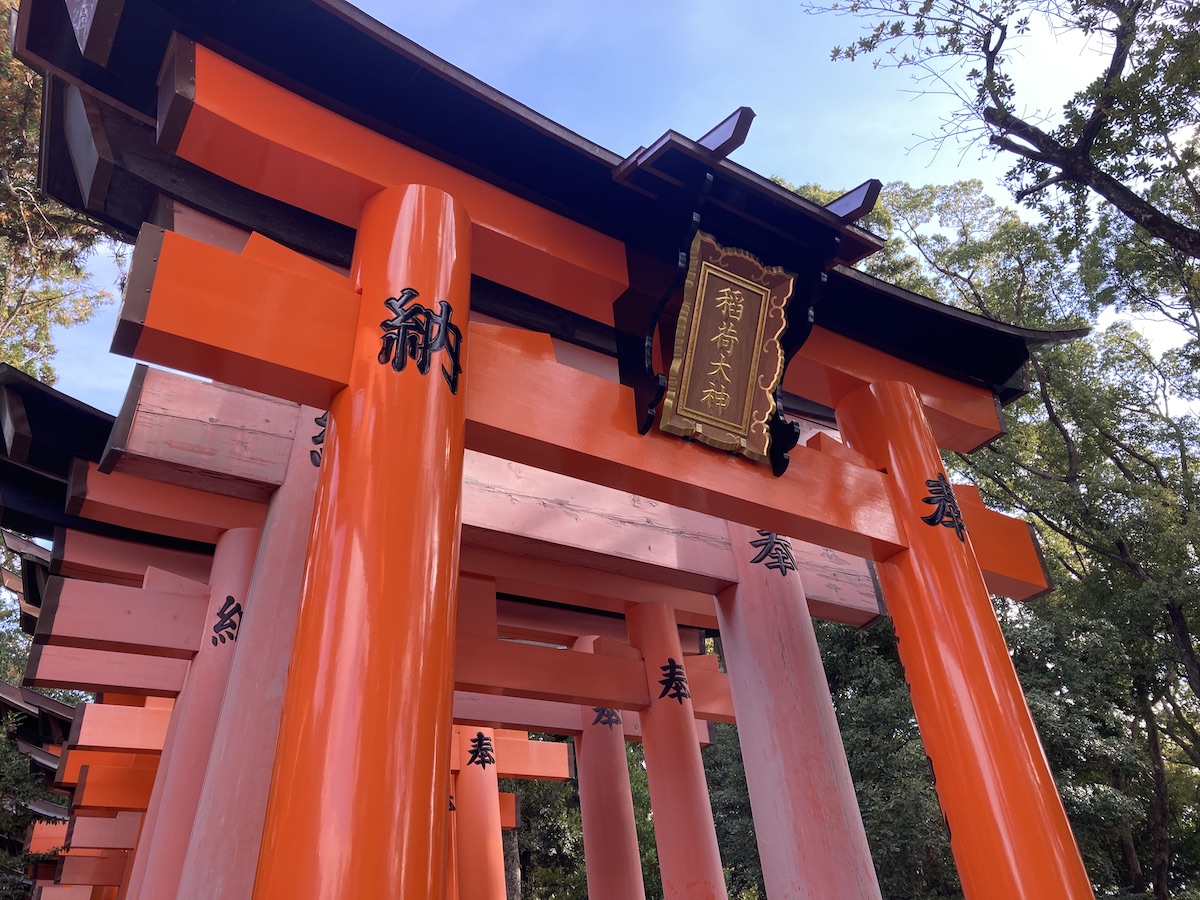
[253,184,471,899]
[123,525,260,900]
[626,602,726,900]
[717,522,881,898]
[836,381,1093,900]
[176,406,322,899]
[447,774,459,900]
[573,636,646,900]
[454,727,506,900]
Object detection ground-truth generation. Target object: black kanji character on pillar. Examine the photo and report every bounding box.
[658,658,690,704]
[921,472,967,542]
[466,732,495,768]
[592,707,622,729]
[310,411,328,468]
[211,596,243,646]
[449,794,456,812]
[748,530,798,576]
[377,288,463,394]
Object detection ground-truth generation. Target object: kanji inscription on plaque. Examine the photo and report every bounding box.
[660,232,794,462]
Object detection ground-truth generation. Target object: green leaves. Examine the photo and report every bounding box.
[805,0,1200,259]
[0,0,121,383]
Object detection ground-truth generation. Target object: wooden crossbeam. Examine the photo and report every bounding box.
[113,224,1048,573]
[99,364,1047,622]
[30,636,731,723]
[956,485,1053,601]
[57,852,128,886]
[51,530,210,587]
[68,460,265,544]
[455,635,733,723]
[31,886,94,899]
[115,226,358,409]
[36,578,208,658]
[100,365,298,502]
[73,765,156,813]
[68,703,169,754]
[160,38,627,321]
[66,812,141,851]
[157,40,1006,450]
[28,820,68,854]
[448,727,571,780]
[452,691,713,746]
[57,749,157,788]
[98,366,888,621]
[114,229,900,558]
[27,645,188,697]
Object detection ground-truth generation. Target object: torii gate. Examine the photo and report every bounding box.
[16,364,737,897]
[17,1,1094,896]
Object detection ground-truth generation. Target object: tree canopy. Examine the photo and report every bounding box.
[0,0,117,383]
[805,0,1200,262]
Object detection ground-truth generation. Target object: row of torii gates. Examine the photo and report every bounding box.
[12,0,1097,896]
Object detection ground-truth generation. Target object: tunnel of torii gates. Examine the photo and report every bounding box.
[8,0,1099,898]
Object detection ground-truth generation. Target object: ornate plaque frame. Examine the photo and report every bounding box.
[660,232,794,462]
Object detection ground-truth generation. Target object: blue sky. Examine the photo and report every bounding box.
[49,0,1097,414]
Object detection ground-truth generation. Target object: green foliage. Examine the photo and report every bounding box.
[816,618,961,898]
[501,736,588,899]
[0,0,118,383]
[701,723,764,899]
[0,713,64,900]
[805,0,1200,260]
[865,178,1200,897]
[626,742,663,898]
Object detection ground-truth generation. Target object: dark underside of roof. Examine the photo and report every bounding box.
[18,0,1086,407]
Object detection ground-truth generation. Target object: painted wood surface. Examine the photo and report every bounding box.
[33,888,94,899]
[50,530,210,588]
[35,578,208,659]
[101,366,297,502]
[72,765,156,813]
[69,460,266,543]
[453,727,506,900]
[574,636,647,900]
[176,408,321,900]
[68,704,169,755]
[124,527,260,900]
[26,645,188,697]
[627,601,727,900]
[718,521,882,898]
[105,367,885,621]
[57,853,127,886]
[66,813,141,851]
[56,749,158,787]
[27,821,68,854]
[172,41,627,318]
[454,634,733,722]
[446,727,570,780]
[451,691,713,746]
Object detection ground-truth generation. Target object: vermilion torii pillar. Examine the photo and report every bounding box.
[454,727,505,899]
[252,185,471,899]
[836,382,1093,900]
[573,636,647,900]
[627,602,726,900]
[124,525,260,900]
[717,522,881,899]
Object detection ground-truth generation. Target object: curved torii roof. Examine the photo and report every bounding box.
[16,0,1086,411]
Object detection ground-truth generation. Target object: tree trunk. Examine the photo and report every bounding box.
[503,827,522,900]
[1164,602,1200,700]
[1114,763,1146,894]
[1135,689,1171,900]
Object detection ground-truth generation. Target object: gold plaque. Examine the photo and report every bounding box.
[660,232,794,462]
